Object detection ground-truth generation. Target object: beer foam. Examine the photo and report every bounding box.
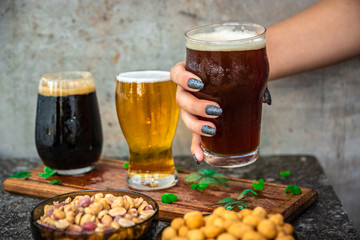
[186,26,265,51]
[39,72,96,96]
[116,71,170,83]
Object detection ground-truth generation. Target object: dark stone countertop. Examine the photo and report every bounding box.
[1,155,359,240]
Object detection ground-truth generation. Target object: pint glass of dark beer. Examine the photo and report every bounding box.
[35,72,103,175]
[115,71,179,190]
[185,22,269,167]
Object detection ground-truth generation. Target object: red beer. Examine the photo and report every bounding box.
[185,23,269,167]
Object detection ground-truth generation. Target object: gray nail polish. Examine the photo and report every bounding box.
[201,125,216,136]
[264,87,272,105]
[187,78,204,90]
[205,105,223,116]
[193,154,200,164]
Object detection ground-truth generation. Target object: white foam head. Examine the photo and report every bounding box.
[116,71,170,83]
[186,23,266,51]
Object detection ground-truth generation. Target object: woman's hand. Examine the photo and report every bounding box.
[170,62,222,163]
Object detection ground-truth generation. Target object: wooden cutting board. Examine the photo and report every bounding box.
[3,158,317,221]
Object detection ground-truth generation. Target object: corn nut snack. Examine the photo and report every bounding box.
[37,193,155,233]
[162,206,295,240]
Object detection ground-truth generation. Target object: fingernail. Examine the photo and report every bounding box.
[201,125,216,136]
[264,87,272,105]
[205,105,223,116]
[187,78,204,90]
[193,154,200,164]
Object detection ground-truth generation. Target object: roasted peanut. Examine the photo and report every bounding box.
[275,236,295,240]
[162,206,295,240]
[243,215,261,228]
[242,231,267,240]
[162,226,177,240]
[171,217,185,230]
[98,210,109,219]
[227,222,253,238]
[178,226,189,237]
[253,206,267,219]
[78,196,91,208]
[140,209,155,220]
[258,219,277,239]
[282,223,294,235]
[223,210,238,221]
[55,219,69,230]
[217,233,237,240]
[187,229,205,240]
[101,214,112,226]
[201,225,223,238]
[184,211,204,229]
[118,218,135,227]
[213,206,226,216]
[108,207,126,217]
[269,213,285,226]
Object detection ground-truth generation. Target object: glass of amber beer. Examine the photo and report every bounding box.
[115,71,179,190]
[185,22,269,167]
[35,72,103,174]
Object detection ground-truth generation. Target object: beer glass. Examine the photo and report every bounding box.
[185,22,269,167]
[35,71,103,175]
[115,71,179,190]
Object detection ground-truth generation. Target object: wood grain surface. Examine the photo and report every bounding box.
[2,158,317,221]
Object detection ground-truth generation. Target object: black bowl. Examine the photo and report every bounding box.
[30,189,159,240]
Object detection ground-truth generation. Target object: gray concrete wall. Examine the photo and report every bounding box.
[1,0,359,231]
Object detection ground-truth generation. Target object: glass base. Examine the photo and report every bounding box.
[202,147,259,168]
[127,172,178,191]
[53,165,95,175]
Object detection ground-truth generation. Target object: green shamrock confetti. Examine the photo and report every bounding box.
[10,171,31,179]
[252,178,265,191]
[48,180,62,185]
[161,193,178,204]
[39,167,57,178]
[285,185,302,195]
[280,171,291,177]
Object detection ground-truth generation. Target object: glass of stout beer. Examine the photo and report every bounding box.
[185,22,269,167]
[35,71,103,175]
[115,71,179,190]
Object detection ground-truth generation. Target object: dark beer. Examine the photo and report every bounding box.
[35,72,103,174]
[185,23,269,166]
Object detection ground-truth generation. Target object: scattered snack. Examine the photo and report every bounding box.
[37,193,156,232]
[161,206,295,240]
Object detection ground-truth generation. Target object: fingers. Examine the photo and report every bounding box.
[191,133,204,163]
[176,86,222,119]
[180,108,216,137]
[170,62,203,92]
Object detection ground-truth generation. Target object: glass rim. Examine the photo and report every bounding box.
[40,71,93,82]
[184,22,266,44]
[116,70,170,83]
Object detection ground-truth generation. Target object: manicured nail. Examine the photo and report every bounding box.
[264,87,272,105]
[187,78,204,90]
[205,105,223,116]
[201,125,216,136]
[193,154,200,164]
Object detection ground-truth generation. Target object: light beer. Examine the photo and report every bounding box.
[115,71,179,190]
[35,72,103,174]
[185,23,269,167]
